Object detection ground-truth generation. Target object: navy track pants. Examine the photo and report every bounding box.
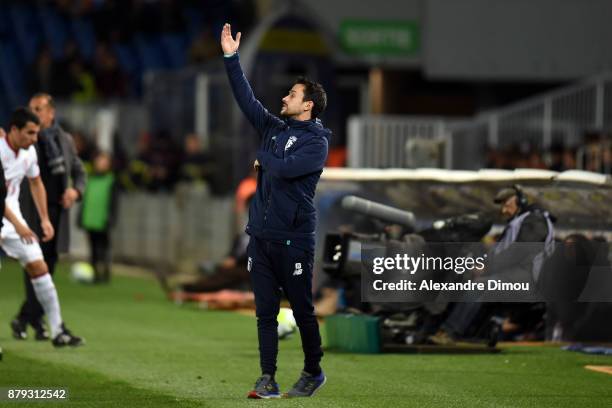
[247,236,323,376]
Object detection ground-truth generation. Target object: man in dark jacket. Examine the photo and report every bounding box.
[430,185,555,345]
[487,186,555,283]
[10,93,87,341]
[222,23,329,399]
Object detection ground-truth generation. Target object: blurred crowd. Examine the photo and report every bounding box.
[71,127,216,193]
[30,40,127,101]
[485,132,612,174]
[5,0,257,102]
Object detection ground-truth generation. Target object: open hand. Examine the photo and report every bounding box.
[221,23,241,55]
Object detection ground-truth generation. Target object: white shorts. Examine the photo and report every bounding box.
[0,237,44,266]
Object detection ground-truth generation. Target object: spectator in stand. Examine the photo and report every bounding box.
[527,149,547,170]
[52,40,82,98]
[562,147,577,171]
[94,43,127,99]
[179,133,212,185]
[147,132,180,191]
[119,132,152,191]
[188,28,219,64]
[69,59,97,103]
[549,144,565,172]
[28,46,54,95]
[602,144,612,174]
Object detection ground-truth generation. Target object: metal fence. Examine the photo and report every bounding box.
[347,115,453,168]
[56,101,149,156]
[466,73,612,149]
[347,72,612,170]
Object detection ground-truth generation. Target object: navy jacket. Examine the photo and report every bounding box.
[225,53,331,253]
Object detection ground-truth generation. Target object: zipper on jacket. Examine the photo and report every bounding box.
[263,196,270,223]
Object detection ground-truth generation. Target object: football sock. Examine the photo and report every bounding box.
[31,274,63,338]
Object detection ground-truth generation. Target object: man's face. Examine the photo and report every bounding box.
[11,122,40,149]
[280,84,312,118]
[94,153,111,173]
[29,97,55,129]
[500,195,519,220]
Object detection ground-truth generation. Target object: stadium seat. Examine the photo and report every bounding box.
[160,34,187,68]
[134,34,168,71]
[182,7,204,40]
[0,43,26,106]
[70,18,97,61]
[37,6,70,59]
[113,43,143,96]
[9,4,42,64]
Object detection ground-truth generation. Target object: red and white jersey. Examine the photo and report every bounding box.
[0,136,40,238]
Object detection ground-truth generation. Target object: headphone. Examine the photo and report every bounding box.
[513,184,528,209]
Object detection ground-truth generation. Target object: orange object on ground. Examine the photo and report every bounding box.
[169,290,255,310]
[585,365,612,375]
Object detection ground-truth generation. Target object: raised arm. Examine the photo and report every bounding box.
[256,137,328,179]
[221,23,284,136]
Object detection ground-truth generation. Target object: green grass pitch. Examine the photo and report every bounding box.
[1,259,611,407]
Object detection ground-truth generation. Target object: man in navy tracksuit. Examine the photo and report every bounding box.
[221,24,329,399]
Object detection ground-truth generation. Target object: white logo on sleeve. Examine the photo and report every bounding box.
[293,262,303,276]
[285,136,297,151]
[247,257,253,272]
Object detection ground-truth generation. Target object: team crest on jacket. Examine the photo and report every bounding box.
[293,262,303,276]
[285,136,297,151]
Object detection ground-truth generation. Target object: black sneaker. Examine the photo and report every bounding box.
[52,326,84,348]
[285,371,326,398]
[10,319,27,340]
[247,374,281,399]
[31,320,50,341]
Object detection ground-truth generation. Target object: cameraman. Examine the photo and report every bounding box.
[430,185,555,345]
[10,93,86,341]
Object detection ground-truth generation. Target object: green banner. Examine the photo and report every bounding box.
[339,20,420,56]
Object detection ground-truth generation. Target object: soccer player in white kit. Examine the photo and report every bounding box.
[1,107,83,347]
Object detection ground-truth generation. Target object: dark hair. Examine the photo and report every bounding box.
[9,107,40,130]
[31,92,55,108]
[512,184,528,209]
[295,77,327,119]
